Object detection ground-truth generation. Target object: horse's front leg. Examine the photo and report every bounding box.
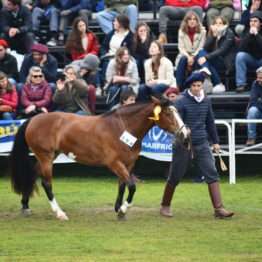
[41,178,68,221]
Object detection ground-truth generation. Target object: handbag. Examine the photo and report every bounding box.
[0,105,14,112]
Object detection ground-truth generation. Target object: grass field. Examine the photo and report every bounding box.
[0,156,261,262]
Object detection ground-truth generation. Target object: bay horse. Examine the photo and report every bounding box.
[8,97,189,220]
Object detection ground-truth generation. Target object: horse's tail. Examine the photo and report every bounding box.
[8,118,38,197]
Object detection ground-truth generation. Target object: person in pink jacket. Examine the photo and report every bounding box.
[20,66,52,118]
[157,0,206,43]
[205,0,241,27]
[0,71,18,120]
[65,17,99,60]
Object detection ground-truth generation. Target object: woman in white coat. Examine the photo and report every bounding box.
[175,11,206,90]
[138,41,177,101]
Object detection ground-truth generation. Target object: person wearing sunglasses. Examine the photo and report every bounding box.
[18,66,52,118]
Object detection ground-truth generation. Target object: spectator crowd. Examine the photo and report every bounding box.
[0,0,262,146]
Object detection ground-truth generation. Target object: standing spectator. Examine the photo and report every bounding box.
[31,0,60,46]
[0,0,34,54]
[246,66,262,146]
[205,0,241,28]
[138,41,177,101]
[96,0,138,34]
[235,0,262,36]
[99,14,133,84]
[19,43,58,93]
[53,64,91,115]
[65,17,99,60]
[131,21,155,83]
[0,39,19,86]
[235,11,262,92]
[195,16,237,92]
[19,66,52,118]
[104,47,139,109]
[157,0,205,44]
[160,72,234,219]
[0,71,18,120]
[175,11,206,90]
[57,0,92,46]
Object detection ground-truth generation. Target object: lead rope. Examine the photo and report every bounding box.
[117,110,126,131]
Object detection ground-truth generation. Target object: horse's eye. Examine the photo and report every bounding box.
[165,113,171,117]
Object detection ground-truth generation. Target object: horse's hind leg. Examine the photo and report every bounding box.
[37,157,69,220]
[21,195,32,216]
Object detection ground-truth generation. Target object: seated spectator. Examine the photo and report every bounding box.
[72,54,100,113]
[0,39,19,86]
[246,66,262,146]
[96,0,137,34]
[175,11,206,91]
[32,0,60,46]
[235,11,262,92]
[157,0,205,44]
[99,14,133,84]
[53,64,91,115]
[235,0,262,37]
[104,47,139,109]
[195,16,237,92]
[0,71,18,120]
[18,66,52,119]
[131,21,155,84]
[205,0,241,28]
[65,17,99,60]
[138,41,177,101]
[57,0,92,46]
[19,43,58,93]
[0,0,34,54]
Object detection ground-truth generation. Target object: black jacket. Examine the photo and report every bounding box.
[0,53,19,82]
[0,5,32,34]
[239,30,262,59]
[204,28,237,71]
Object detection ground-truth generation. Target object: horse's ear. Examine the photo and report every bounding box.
[150,96,161,105]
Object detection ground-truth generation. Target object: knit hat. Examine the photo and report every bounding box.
[80,54,99,70]
[250,11,262,22]
[185,72,205,88]
[0,40,8,48]
[30,43,49,54]
[165,87,179,96]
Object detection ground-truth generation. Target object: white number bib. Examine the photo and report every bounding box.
[119,131,137,147]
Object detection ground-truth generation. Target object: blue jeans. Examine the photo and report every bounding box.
[136,58,147,84]
[195,49,226,85]
[107,84,131,109]
[55,109,87,115]
[96,5,138,34]
[0,112,16,120]
[138,83,169,101]
[236,52,262,87]
[247,106,262,138]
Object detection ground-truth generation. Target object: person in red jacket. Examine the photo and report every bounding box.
[157,0,206,43]
[19,66,52,118]
[0,71,18,120]
[65,17,99,61]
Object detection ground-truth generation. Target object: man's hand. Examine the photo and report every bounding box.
[198,57,206,66]
[61,9,72,16]
[25,104,36,114]
[9,28,19,38]
[39,54,47,67]
[213,143,220,154]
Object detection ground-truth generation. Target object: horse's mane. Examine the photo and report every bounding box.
[101,98,172,118]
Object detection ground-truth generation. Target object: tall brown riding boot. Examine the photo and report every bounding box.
[160,183,175,217]
[208,182,234,219]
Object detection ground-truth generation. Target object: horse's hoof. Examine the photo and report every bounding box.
[117,211,128,221]
[58,214,69,220]
[21,209,32,216]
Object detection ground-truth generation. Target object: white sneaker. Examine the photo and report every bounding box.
[199,67,211,77]
[95,87,102,96]
[213,83,226,93]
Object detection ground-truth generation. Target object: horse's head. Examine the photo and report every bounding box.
[149,97,190,142]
